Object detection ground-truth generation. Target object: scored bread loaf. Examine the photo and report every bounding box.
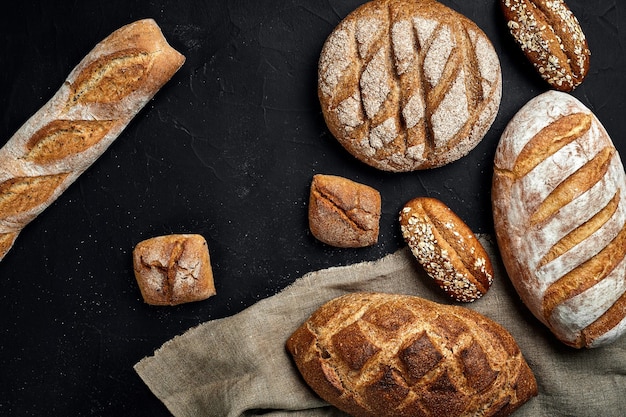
[0,19,185,261]
[318,0,502,172]
[492,90,626,348]
[287,292,537,417]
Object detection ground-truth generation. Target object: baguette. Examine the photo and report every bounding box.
[492,90,626,348]
[287,292,537,417]
[0,19,185,261]
[318,0,502,172]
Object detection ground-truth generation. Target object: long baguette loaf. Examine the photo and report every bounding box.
[492,90,626,348]
[0,19,185,261]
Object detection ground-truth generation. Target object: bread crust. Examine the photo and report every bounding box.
[318,0,501,172]
[399,197,493,302]
[133,234,216,306]
[287,292,537,417]
[0,19,185,260]
[492,90,626,348]
[500,0,590,91]
[309,174,381,248]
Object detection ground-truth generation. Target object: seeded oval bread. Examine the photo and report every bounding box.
[500,0,590,92]
[492,90,626,348]
[318,0,502,172]
[287,292,537,417]
[399,197,493,302]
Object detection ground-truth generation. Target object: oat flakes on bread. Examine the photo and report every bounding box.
[400,197,493,302]
[133,234,216,306]
[318,0,502,172]
[0,19,185,261]
[500,0,590,92]
[309,174,381,248]
[492,90,626,348]
[287,292,537,417]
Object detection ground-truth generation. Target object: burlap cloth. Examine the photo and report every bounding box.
[134,235,626,417]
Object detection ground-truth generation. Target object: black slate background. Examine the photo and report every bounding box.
[0,1,624,416]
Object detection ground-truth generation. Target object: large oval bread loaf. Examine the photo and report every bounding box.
[0,19,184,261]
[287,292,537,417]
[318,0,502,172]
[492,90,626,348]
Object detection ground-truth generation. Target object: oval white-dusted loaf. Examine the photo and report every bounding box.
[492,90,626,348]
[318,0,502,172]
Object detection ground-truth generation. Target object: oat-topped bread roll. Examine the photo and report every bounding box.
[492,91,626,348]
[318,0,502,172]
[500,0,590,92]
[0,19,185,261]
[287,292,537,417]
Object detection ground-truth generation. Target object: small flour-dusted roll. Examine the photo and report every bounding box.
[492,90,626,348]
[0,19,185,261]
[318,0,502,172]
[287,292,537,417]
[133,234,216,306]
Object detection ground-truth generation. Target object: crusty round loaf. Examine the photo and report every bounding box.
[309,174,381,248]
[318,0,502,172]
[399,197,493,302]
[492,90,626,348]
[287,292,537,417]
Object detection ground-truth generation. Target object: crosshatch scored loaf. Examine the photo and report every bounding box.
[287,292,537,417]
[318,0,502,172]
[0,19,185,261]
[492,90,626,348]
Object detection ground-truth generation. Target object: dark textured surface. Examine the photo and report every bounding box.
[0,1,623,415]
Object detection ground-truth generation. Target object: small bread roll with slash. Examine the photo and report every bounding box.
[309,174,381,248]
[399,197,493,302]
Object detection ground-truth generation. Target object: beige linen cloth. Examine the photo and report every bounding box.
[134,235,626,417]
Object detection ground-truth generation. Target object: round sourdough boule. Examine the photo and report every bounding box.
[286,292,537,417]
[399,197,493,302]
[309,174,381,248]
[318,0,502,172]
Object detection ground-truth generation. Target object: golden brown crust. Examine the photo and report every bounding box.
[286,292,537,417]
[132,234,216,306]
[399,197,493,302]
[500,0,590,91]
[0,19,185,261]
[318,0,501,172]
[492,90,626,348]
[308,174,381,248]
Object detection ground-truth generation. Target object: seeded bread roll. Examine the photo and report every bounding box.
[492,91,626,348]
[133,234,216,306]
[287,292,537,417]
[500,0,590,91]
[318,0,502,172]
[399,197,493,302]
[309,174,381,248]
[0,19,185,261]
